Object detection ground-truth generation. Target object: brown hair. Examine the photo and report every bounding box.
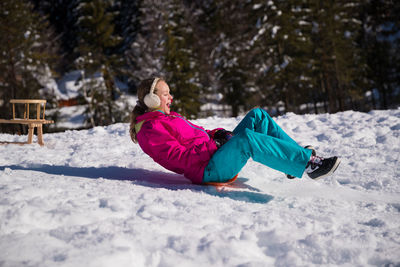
[129,77,164,143]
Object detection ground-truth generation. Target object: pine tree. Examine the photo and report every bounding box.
[113,0,140,55]
[163,0,202,118]
[210,0,256,116]
[362,0,400,109]
[0,0,60,132]
[271,0,312,113]
[245,0,314,114]
[112,0,140,93]
[126,0,167,86]
[188,0,229,116]
[30,0,81,72]
[75,0,125,126]
[309,0,366,113]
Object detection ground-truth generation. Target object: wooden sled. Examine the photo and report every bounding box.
[0,99,54,146]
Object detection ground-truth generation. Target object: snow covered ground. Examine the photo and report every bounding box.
[0,109,399,267]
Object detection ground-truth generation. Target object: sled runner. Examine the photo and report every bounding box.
[202,174,245,192]
[202,174,238,186]
[202,174,261,193]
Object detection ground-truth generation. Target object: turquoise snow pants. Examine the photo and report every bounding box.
[203,108,312,183]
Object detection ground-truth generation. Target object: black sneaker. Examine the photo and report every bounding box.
[287,145,316,179]
[306,156,341,180]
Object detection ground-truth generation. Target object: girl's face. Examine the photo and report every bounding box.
[155,80,173,115]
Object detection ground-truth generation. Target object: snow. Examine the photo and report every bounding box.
[47,105,87,129]
[55,70,84,100]
[1,109,399,267]
[54,70,129,101]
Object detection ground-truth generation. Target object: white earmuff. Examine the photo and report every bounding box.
[144,77,161,109]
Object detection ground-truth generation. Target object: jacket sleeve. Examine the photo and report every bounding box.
[137,120,218,176]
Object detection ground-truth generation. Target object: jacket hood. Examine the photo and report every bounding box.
[136,110,164,122]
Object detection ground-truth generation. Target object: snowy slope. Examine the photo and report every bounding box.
[0,109,399,267]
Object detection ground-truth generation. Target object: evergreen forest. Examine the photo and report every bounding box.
[0,0,399,131]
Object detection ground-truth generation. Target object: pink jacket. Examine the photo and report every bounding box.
[136,111,219,184]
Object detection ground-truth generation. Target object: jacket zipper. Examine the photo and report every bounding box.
[154,110,210,140]
[174,115,210,140]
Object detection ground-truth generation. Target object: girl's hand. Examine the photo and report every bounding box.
[213,129,234,148]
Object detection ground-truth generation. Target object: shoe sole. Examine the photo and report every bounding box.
[312,157,341,180]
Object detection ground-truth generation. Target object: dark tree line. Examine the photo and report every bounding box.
[1,0,399,130]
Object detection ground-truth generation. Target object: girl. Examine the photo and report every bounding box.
[130,77,340,184]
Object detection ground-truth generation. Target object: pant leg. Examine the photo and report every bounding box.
[203,128,312,183]
[233,108,298,145]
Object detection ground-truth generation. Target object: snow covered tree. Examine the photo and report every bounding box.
[112,0,140,56]
[20,0,397,121]
[362,0,400,109]
[126,0,167,87]
[30,0,81,72]
[127,0,202,117]
[0,0,60,132]
[75,0,125,126]
[163,0,202,118]
[208,0,256,116]
[308,0,366,113]
[186,1,227,116]
[249,0,315,114]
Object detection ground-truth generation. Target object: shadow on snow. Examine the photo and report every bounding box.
[1,164,273,204]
